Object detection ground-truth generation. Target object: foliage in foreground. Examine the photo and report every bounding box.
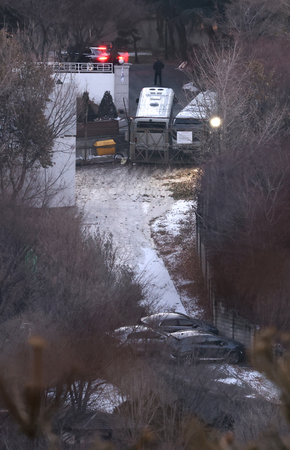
[0,198,145,329]
[0,329,289,449]
[0,197,147,448]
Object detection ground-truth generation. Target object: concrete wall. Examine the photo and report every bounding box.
[40,136,76,208]
[74,72,115,104]
[73,65,130,111]
[22,135,76,209]
[28,74,77,208]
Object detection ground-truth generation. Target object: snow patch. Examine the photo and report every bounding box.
[137,247,186,313]
[152,200,193,236]
[92,382,125,413]
[215,365,280,402]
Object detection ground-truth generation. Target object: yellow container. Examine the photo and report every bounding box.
[94,139,116,156]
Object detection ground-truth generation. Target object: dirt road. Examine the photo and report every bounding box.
[75,163,199,313]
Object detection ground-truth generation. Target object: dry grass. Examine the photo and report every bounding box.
[151,168,211,319]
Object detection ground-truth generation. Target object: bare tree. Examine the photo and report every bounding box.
[0,0,144,62]
[55,0,144,61]
[0,0,69,60]
[0,30,77,201]
[224,0,290,40]
[114,1,147,64]
[0,192,149,448]
[192,42,290,326]
[189,8,290,328]
[187,40,289,158]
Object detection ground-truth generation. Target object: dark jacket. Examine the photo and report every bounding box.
[153,59,164,73]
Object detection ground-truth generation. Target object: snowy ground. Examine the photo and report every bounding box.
[75,162,280,405]
[76,163,194,313]
[213,364,280,403]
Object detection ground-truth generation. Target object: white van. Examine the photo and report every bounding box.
[172,91,218,149]
[133,87,175,149]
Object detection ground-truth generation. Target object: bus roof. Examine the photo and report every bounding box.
[176,91,217,120]
[136,87,175,118]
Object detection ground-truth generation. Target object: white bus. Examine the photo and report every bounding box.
[172,91,218,150]
[132,87,175,149]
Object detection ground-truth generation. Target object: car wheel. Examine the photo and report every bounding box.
[228,351,240,364]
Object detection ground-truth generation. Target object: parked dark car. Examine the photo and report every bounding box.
[140,312,219,335]
[78,45,124,65]
[110,325,168,356]
[166,330,245,365]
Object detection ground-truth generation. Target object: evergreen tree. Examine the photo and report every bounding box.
[96,90,118,119]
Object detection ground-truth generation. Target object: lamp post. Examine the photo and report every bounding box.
[210,116,222,155]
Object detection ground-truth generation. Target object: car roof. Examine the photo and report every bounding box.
[176,91,217,120]
[112,325,168,338]
[141,312,192,323]
[169,330,244,346]
[169,329,218,340]
[113,325,153,334]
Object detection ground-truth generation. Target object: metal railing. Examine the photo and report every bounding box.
[129,125,206,164]
[51,62,114,73]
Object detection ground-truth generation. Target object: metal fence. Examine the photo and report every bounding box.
[129,125,207,165]
[196,213,257,347]
[51,62,114,73]
[76,118,211,165]
[76,119,129,164]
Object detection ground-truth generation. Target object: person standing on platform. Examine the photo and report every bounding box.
[153,58,164,86]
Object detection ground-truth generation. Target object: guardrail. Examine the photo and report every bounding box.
[51,62,114,73]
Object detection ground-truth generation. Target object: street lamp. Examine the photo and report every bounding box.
[210,116,221,128]
[209,116,222,155]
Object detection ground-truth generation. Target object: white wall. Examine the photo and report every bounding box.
[74,72,115,104]
[73,66,130,111]
[23,136,76,209]
[42,136,76,208]
[34,66,130,208]
[27,74,77,208]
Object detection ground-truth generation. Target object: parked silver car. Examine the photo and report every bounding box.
[110,325,168,356]
[140,312,219,335]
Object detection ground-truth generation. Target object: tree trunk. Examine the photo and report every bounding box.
[175,21,188,61]
[131,33,139,63]
[156,14,164,47]
[168,22,176,58]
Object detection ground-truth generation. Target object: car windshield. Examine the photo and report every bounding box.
[178,319,197,327]
[161,319,178,326]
